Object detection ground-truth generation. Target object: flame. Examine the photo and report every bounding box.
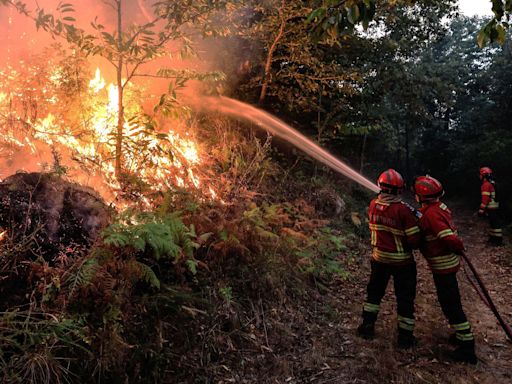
[0,230,6,242]
[89,68,105,92]
[0,66,219,204]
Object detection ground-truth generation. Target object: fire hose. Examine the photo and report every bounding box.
[461,252,512,342]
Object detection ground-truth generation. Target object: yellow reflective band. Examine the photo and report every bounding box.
[398,315,415,331]
[426,229,457,242]
[372,248,413,263]
[364,302,380,313]
[427,254,460,270]
[398,315,415,325]
[456,332,474,341]
[405,226,420,235]
[482,192,491,196]
[394,235,404,253]
[398,323,414,331]
[369,224,405,236]
[371,229,377,246]
[437,229,455,239]
[451,322,470,331]
[488,202,500,208]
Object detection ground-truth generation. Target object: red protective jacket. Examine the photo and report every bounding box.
[368,194,421,265]
[480,180,499,213]
[418,201,464,274]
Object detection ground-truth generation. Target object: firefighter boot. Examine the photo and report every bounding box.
[448,333,461,346]
[397,328,417,349]
[357,322,375,340]
[357,310,377,340]
[488,236,503,246]
[451,341,477,365]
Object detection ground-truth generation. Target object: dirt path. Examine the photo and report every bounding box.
[285,203,512,384]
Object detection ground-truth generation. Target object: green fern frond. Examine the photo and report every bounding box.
[101,211,194,261]
[64,258,100,298]
[127,259,160,289]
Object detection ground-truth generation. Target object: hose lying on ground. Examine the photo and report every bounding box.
[461,252,512,342]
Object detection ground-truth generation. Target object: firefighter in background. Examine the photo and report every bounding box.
[479,167,503,245]
[357,169,421,348]
[414,176,477,364]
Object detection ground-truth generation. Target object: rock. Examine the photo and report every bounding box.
[312,187,346,218]
[0,172,111,258]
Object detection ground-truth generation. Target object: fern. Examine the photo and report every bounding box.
[126,259,161,289]
[102,227,130,248]
[64,257,100,299]
[101,211,194,261]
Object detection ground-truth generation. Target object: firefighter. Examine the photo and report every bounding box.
[479,167,502,245]
[357,169,421,348]
[414,175,477,364]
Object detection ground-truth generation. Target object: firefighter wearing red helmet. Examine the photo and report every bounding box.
[357,169,421,348]
[414,176,477,364]
[479,167,502,245]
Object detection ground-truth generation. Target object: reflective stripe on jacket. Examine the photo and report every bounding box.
[368,194,421,265]
[418,202,463,274]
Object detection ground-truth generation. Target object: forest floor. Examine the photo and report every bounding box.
[289,202,512,384]
[214,202,512,384]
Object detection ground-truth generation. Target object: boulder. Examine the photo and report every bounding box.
[311,187,346,218]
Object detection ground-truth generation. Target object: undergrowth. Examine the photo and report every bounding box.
[0,116,370,383]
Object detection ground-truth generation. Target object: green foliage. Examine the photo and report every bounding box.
[478,0,511,47]
[308,0,377,42]
[219,286,233,303]
[0,311,90,384]
[102,211,196,272]
[295,227,350,280]
[126,259,161,289]
[63,257,101,299]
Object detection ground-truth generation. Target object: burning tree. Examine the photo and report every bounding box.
[0,0,244,201]
[0,0,232,184]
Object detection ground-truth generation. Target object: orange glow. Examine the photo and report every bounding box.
[0,66,219,204]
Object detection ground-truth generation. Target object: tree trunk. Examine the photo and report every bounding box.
[405,124,410,181]
[359,133,367,173]
[316,84,323,142]
[259,0,286,104]
[115,0,124,180]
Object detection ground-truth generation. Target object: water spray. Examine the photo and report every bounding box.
[202,97,380,193]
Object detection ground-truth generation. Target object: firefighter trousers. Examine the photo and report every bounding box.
[488,209,503,244]
[432,272,474,345]
[362,260,416,333]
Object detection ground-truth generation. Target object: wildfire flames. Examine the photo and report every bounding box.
[0,65,217,204]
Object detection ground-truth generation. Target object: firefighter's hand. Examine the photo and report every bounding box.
[477,209,485,217]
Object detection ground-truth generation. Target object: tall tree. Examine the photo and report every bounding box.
[11,0,232,180]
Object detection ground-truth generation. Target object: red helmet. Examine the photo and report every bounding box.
[414,175,444,201]
[480,167,492,178]
[377,169,404,193]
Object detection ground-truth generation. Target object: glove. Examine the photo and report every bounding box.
[478,209,485,217]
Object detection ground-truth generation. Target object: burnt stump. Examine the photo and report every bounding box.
[0,172,111,258]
